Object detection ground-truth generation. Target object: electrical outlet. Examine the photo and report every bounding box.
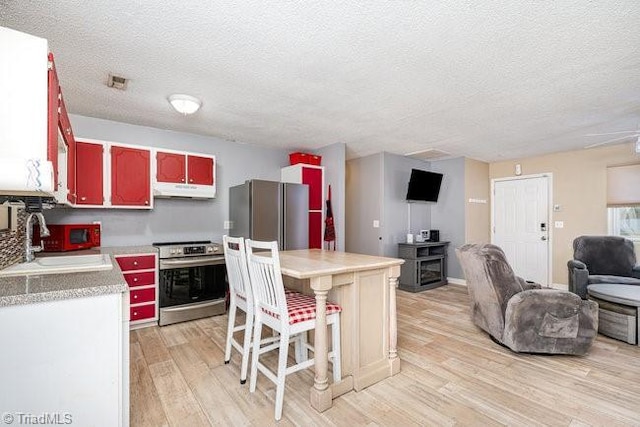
[373,220,380,228]
[224,220,233,230]
[554,221,564,229]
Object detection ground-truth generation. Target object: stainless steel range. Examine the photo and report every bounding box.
[154,240,227,326]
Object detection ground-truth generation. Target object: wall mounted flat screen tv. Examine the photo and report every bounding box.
[406,169,443,202]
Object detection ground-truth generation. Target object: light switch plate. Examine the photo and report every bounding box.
[373,220,380,228]
[224,221,233,230]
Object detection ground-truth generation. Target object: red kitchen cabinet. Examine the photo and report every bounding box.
[47,53,59,189]
[187,155,214,185]
[301,166,323,210]
[308,211,323,249]
[281,163,325,249]
[156,151,186,183]
[48,53,77,204]
[75,141,104,205]
[111,145,151,207]
[115,253,158,328]
[58,92,76,203]
[153,149,216,198]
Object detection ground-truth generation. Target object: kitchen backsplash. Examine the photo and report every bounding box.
[0,209,26,269]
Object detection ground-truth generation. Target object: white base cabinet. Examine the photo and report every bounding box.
[0,293,130,427]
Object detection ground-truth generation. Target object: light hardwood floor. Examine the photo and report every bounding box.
[131,285,640,426]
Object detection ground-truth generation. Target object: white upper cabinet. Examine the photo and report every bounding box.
[0,27,53,194]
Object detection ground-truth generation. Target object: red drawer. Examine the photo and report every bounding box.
[124,271,155,288]
[130,287,155,304]
[130,304,155,322]
[116,254,155,271]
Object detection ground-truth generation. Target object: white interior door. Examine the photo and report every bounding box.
[492,175,550,285]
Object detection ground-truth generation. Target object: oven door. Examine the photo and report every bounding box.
[159,256,227,308]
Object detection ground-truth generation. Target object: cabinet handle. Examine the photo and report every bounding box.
[66,127,71,135]
[133,261,138,266]
[189,179,193,183]
[133,277,138,282]
[181,178,185,182]
[80,196,87,201]
[133,295,138,299]
[144,200,149,205]
[133,311,138,316]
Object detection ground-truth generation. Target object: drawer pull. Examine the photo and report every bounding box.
[133,295,138,299]
[133,261,138,266]
[133,277,138,282]
[133,311,138,316]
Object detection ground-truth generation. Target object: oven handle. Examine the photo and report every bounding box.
[160,257,225,269]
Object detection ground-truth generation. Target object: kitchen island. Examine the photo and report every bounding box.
[279,249,404,412]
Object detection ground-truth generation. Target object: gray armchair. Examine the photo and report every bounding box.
[568,236,640,299]
[457,243,598,355]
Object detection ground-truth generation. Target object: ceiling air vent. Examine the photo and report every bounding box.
[404,148,451,161]
[107,74,128,90]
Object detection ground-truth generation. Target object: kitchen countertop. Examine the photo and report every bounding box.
[0,245,157,307]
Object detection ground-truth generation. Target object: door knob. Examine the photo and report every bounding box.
[541,236,547,241]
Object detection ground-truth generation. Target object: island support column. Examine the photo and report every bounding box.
[309,275,333,412]
[388,265,401,375]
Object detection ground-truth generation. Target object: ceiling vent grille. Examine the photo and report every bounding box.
[404,148,451,161]
[107,74,128,90]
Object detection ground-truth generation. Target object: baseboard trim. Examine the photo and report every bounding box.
[447,277,467,286]
[549,283,568,291]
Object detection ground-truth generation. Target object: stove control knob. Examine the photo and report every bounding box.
[170,249,176,255]
[207,246,214,253]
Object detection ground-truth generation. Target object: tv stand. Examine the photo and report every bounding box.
[398,242,449,292]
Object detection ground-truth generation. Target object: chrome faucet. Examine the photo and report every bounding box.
[25,212,50,262]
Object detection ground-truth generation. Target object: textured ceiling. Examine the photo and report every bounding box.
[1,1,639,161]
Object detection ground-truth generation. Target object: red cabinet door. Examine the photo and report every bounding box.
[156,151,186,183]
[309,211,323,249]
[58,92,76,204]
[111,146,151,206]
[75,141,104,205]
[302,167,323,210]
[47,53,60,190]
[187,155,214,185]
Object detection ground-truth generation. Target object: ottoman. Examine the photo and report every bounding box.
[587,284,640,345]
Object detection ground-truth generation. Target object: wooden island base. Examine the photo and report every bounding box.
[279,249,404,412]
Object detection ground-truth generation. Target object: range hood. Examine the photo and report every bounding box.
[0,158,54,197]
[153,181,216,199]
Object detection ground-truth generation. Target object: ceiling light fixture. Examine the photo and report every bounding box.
[168,94,201,115]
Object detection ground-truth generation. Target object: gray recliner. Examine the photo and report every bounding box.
[568,236,640,299]
[456,243,598,355]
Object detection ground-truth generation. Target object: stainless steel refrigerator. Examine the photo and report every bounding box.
[228,179,309,250]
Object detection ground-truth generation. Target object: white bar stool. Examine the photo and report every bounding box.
[245,239,341,421]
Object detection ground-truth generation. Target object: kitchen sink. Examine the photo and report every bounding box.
[0,254,113,277]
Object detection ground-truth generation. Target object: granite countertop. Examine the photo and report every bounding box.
[0,245,157,308]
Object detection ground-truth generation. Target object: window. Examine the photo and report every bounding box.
[609,206,640,241]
